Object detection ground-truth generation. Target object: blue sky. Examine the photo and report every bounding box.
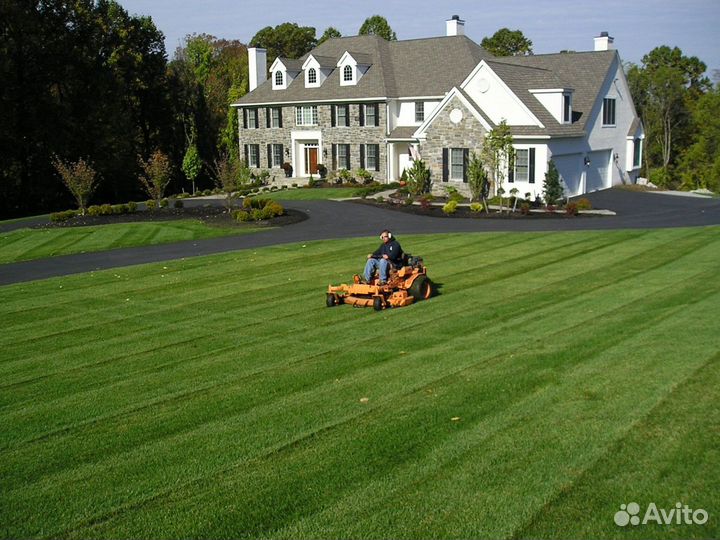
[119,0,720,74]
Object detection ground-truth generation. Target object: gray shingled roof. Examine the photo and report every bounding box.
[307,54,336,68]
[494,50,617,136]
[274,58,303,71]
[235,35,491,105]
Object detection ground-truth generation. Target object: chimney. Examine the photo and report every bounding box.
[446,15,465,37]
[248,47,267,91]
[594,31,614,51]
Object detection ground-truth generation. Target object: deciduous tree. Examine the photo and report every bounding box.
[359,15,397,41]
[481,28,533,56]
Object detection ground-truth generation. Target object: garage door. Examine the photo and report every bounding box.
[551,154,583,197]
[586,150,611,192]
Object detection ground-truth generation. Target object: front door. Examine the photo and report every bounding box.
[305,147,318,174]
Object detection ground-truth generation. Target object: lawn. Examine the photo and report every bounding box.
[0,220,261,264]
[0,227,718,539]
[273,187,369,200]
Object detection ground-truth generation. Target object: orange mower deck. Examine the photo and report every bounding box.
[327,258,433,311]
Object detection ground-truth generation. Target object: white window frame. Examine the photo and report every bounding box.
[513,149,530,182]
[337,144,350,170]
[248,144,259,168]
[563,94,572,123]
[365,144,379,171]
[307,67,317,85]
[296,105,318,126]
[603,97,616,126]
[271,144,283,167]
[343,65,353,82]
[415,101,424,123]
[246,109,258,129]
[274,71,283,86]
[450,148,464,181]
[336,104,349,127]
[270,107,281,128]
[633,138,643,168]
[363,103,378,127]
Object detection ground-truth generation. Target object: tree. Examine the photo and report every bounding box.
[543,160,564,205]
[405,159,431,196]
[51,157,99,215]
[481,120,515,210]
[318,27,342,45]
[467,153,489,208]
[212,153,250,209]
[249,22,317,60]
[358,15,397,41]
[481,28,533,56]
[138,150,172,206]
[678,86,720,192]
[182,140,202,194]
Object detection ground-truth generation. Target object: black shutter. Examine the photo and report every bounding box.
[508,153,515,183]
[463,148,469,183]
[374,104,379,127]
[279,144,283,165]
[360,144,365,169]
[242,109,247,129]
[266,108,270,128]
[359,104,364,126]
[345,105,350,126]
[529,148,536,183]
[332,144,337,170]
[244,144,248,165]
[267,144,272,167]
[331,105,336,127]
[374,144,380,171]
[442,148,449,182]
[345,144,351,169]
[254,109,259,128]
[278,108,283,128]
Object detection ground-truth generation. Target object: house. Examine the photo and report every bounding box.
[233,18,643,198]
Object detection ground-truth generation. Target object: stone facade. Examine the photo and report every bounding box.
[419,95,487,196]
[238,103,387,184]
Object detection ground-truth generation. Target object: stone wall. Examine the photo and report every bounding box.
[238,103,387,183]
[419,95,487,196]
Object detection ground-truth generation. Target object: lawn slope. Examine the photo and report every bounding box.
[0,227,718,539]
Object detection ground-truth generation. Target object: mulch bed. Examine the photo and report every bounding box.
[349,198,600,219]
[35,206,308,229]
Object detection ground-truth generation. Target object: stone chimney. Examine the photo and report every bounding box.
[248,47,267,92]
[594,31,614,51]
[446,15,465,37]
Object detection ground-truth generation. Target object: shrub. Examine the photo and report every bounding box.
[291,183,298,188]
[356,168,373,184]
[251,208,265,221]
[543,160,564,205]
[50,209,78,222]
[406,159,431,196]
[338,169,352,183]
[375,196,384,203]
[520,202,531,215]
[264,202,285,217]
[403,196,414,206]
[470,202,484,212]
[445,186,465,203]
[138,150,171,206]
[442,200,458,215]
[317,163,327,179]
[174,199,184,209]
[159,198,169,208]
[565,202,579,216]
[307,177,318,188]
[51,156,99,215]
[233,210,251,222]
[575,197,593,210]
[146,199,157,210]
[128,201,137,213]
[100,204,113,215]
[111,204,128,214]
[87,205,101,216]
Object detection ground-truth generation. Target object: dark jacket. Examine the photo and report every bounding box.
[372,238,404,267]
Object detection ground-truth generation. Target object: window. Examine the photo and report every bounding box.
[267,144,283,168]
[245,144,260,167]
[333,104,349,127]
[343,65,353,82]
[362,103,378,127]
[333,144,350,170]
[246,108,258,129]
[365,144,379,171]
[633,138,642,168]
[563,94,572,123]
[510,148,536,183]
[275,71,283,86]
[450,148,465,181]
[603,98,616,126]
[270,107,282,128]
[308,68,317,84]
[415,102,424,123]
[296,105,318,126]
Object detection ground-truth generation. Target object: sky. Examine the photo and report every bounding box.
[118,0,720,75]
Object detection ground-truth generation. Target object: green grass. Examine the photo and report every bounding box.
[0,227,718,539]
[273,187,368,200]
[0,220,262,263]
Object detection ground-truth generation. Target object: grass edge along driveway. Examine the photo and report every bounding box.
[0,227,718,539]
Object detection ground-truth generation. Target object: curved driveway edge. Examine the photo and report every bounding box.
[1,189,718,286]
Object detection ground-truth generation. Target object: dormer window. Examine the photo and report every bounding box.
[308,68,317,84]
[343,65,353,82]
[337,52,371,87]
[275,71,283,86]
[270,57,300,90]
[563,93,572,123]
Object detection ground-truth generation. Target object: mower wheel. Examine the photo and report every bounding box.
[373,296,384,311]
[408,275,432,301]
[326,293,337,307]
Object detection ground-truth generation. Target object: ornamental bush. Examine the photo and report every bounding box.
[442,200,458,215]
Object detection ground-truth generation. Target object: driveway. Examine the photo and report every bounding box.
[0,188,718,286]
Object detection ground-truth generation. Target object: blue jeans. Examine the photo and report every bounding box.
[364,257,390,282]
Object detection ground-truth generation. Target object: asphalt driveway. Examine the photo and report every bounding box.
[0,188,718,286]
